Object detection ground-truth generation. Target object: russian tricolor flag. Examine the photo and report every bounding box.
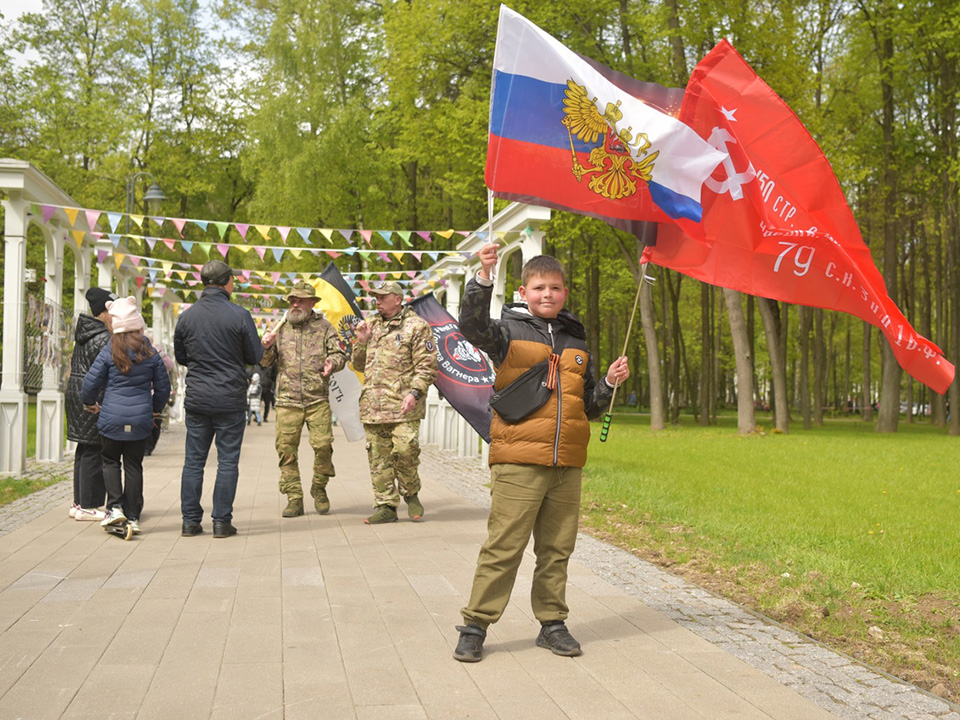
[487,5,725,224]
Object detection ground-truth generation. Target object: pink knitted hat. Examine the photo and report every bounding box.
[107,296,145,334]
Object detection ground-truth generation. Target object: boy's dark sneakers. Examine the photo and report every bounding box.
[536,622,582,657]
[453,624,486,662]
[181,521,203,536]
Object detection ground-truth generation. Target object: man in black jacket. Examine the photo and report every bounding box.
[174,260,263,538]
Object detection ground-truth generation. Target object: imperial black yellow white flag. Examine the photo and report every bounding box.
[312,263,365,442]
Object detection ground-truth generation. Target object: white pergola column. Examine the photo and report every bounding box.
[96,237,115,290]
[36,226,66,462]
[74,241,93,313]
[0,195,29,474]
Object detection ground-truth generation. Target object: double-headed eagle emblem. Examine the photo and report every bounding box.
[561,80,658,200]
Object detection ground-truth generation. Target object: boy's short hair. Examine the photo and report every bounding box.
[521,255,566,285]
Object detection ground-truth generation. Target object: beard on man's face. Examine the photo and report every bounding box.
[288,306,311,325]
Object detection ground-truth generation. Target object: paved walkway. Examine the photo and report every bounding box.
[0,423,956,720]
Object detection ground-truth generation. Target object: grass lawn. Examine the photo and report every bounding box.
[582,412,960,699]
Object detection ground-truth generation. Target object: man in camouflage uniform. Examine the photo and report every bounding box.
[353,280,438,524]
[261,281,347,517]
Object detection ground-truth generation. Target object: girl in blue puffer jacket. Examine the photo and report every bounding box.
[82,297,171,535]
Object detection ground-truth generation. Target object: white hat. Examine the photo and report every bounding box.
[107,296,145,334]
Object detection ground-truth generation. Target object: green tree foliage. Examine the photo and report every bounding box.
[0,0,957,429]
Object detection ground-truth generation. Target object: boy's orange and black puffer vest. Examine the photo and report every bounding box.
[488,306,595,468]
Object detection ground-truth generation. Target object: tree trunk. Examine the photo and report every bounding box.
[758,297,789,432]
[799,306,812,430]
[862,322,873,422]
[724,289,756,434]
[876,25,901,433]
[699,282,711,425]
[813,309,824,424]
[640,277,665,430]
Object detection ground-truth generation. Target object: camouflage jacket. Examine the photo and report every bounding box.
[261,311,347,408]
[353,306,438,423]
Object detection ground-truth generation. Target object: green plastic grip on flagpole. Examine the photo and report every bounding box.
[600,413,612,442]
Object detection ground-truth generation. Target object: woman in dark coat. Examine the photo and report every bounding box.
[82,297,171,535]
[65,288,115,521]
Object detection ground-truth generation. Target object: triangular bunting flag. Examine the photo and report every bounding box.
[130,214,144,228]
[181,241,194,254]
[338,230,353,242]
[217,244,229,258]
[255,224,272,241]
[398,231,413,247]
[234,245,252,254]
[64,207,80,226]
[277,226,291,243]
[197,242,211,258]
[234,223,249,240]
[325,250,342,259]
[71,230,86,247]
[298,227,314,244]
[413,251,423,262]
[416,231,432,242]
[212,222,228,239]
[271,248,285,262]
[163,238,177,251]
[377,251,390,263]
[84,210,100,231]
[289,248,304,259]
[377,231,394,245]
[42,205,57,223]
[255,246,267,261]
[194,220,208,232]
[359,230,373,246]
[437,229,455,239]
[114,253,126,269]
[172,218,187,236]
[109,234,122,248]
[145,237,158,251]
[319,229,333,243]
[97,249,109,264]
[107,213,122,232]
[391,252,404,263]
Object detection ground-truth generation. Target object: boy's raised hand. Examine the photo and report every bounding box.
[605,356,630,387]
[478,242,499,280]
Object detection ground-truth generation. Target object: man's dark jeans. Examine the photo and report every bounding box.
[181,409,246,523]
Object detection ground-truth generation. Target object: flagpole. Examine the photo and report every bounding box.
[487,188,494,245]
[600,262,647,442]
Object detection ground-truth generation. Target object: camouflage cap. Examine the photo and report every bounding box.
[369,280,403,296]
[286,280,318,301]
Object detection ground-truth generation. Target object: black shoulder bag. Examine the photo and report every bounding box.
[488,334,568,423]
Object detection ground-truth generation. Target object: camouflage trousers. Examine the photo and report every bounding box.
[363,421,421,508]
[275,403,335,500]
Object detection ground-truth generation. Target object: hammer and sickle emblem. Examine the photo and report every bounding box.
[704,127,756,201]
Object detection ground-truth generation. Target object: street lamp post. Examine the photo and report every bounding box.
[125,171,167,236]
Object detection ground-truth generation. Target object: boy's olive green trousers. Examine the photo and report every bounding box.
[461,463,582,630]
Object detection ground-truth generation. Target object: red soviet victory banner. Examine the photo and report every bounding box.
[643,40,955,394]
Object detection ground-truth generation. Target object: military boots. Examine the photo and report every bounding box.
[313,487,330,515]
[282,497,304,517]
[364,505,398,524]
